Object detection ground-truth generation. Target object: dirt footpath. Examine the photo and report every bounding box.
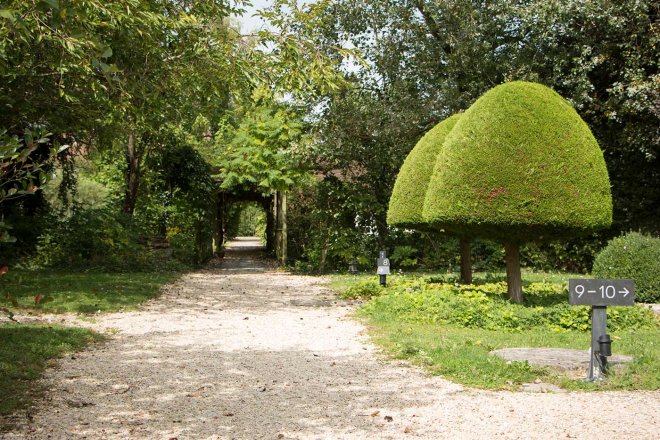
[2,238,659,439]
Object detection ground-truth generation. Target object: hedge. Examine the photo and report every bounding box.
[423,81,612,242]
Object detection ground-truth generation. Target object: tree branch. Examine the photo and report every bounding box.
[413,0,452,54]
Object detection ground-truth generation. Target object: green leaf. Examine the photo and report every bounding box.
[0,9,15,21]
[41,0,59,10]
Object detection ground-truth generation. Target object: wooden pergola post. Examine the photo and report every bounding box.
[274,191,288,265]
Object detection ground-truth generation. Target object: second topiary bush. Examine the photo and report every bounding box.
[592,232,660,303]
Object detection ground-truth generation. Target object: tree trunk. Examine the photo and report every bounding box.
[459,238,472,284]
[505,242,523,303]
[122,132,140,215]
[319,236,329,273]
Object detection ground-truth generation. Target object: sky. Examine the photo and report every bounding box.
[235,0,273,33]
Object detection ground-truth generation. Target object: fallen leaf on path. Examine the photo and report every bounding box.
[384,416,393,422]
[404,427,412,434]
[223,412,234,417]
[370,411,380,417]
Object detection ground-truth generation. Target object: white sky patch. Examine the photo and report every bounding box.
[235,0,272,33]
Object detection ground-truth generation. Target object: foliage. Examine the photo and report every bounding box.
[226,202,266,238]
[389,245,419,269]
[505,0,659,234]
[285,0,657,274]
[0,268,179,314]
[592,232,660,303]
[332,271,659,390]
[0,324,103,417]
[521,236,607,274]
[217,101,308,194]
[32,207,138,270]
[355,276,657,332]
[141,126,217,265]
[340,280,383,300]
[423,82,613,242]
[387,115,461,228]
[286,176,386,271]
[0,129,60,205]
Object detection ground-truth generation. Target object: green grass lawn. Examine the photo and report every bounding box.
[0,269,181,314]
[0,268,181,422]
[0,324,104,417]
[329,270,660,391]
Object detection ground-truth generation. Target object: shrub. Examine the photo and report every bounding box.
[592,232,660,303]
[387,114,461,228]
[390,245,419,269]
[32,207,188,271]
[422,81,613,301]
[423,81,612,241]
[341,280,384,300]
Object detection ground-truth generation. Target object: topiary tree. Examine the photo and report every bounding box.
[423,81,612,302]
[592,232,660,303]
[387,114,474,283]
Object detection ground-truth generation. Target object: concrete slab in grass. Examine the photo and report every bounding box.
[490,348,633,371]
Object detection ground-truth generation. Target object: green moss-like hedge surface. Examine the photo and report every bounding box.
[387,114,461,228]
[423,81,612,242]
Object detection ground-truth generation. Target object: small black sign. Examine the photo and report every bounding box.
[568,279,635,306]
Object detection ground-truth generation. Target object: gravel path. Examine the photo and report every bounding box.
[2,238,659,439]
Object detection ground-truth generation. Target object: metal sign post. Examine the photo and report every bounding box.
[568,279,635,381]
[376,250,390,286]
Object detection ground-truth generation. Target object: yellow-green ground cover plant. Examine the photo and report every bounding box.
[336,274,659,391]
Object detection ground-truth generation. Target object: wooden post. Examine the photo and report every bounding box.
[275,191,282,261]
[281,191,287,265]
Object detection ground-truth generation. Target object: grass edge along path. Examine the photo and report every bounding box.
[0,268,181,423]
[0,324,104,420]
[329,272,660,392]
[1,269,181,314]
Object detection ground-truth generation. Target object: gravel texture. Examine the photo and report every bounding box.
[2,238,659,439]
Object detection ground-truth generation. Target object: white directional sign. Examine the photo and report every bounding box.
[568,279,635,306]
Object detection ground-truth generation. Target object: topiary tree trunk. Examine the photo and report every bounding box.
[504,242,523,303]
[459,238,472,284]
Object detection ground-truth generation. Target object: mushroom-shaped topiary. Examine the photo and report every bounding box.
[387,114,474,282]
[388,114,461,227]
[423,81,612,302]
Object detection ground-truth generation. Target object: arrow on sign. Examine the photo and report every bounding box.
[620,287,630,297]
